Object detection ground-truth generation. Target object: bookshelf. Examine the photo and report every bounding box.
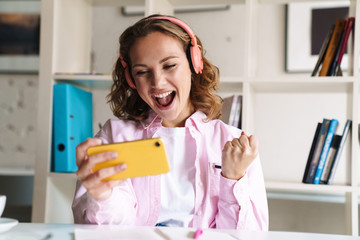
[32,0,360,236]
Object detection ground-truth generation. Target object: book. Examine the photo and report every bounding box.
[313,119,338,184]
[302,122,322,183]
[233,95,242,129]
[303,118,330,184]
[326,120,352,185]
[311,24,334,77]
[52,84,93,172]
[334,17,355,76]
[319,19,346,76]
[320,134,341,183]
[221,95,242,128]
[327,21,348,76]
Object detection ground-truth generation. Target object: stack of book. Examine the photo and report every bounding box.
[312,17,355,77]
[302,119,351,185]
[221,94,242,129]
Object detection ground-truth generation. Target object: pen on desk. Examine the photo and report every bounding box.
[215,164,221,169]
[194,228,203,239]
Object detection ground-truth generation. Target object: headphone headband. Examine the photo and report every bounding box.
[120,16,203,89]
[145,16,198,47]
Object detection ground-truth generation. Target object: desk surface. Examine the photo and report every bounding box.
[1,223,360,240]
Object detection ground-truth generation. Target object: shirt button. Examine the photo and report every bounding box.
[198,182,203,187]
[197,211,202,216]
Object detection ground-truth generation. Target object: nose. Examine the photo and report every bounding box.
[151,69,166,88]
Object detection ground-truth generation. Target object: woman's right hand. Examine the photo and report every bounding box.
[75,138,127,201]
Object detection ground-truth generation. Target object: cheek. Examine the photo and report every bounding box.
[134,84,150,102]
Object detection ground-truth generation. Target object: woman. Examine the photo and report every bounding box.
[72,14,268,230]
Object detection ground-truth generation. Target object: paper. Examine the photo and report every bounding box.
[156,227,238,240]
[75,227,238,240]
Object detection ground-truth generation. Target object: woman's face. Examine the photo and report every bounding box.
[129,31,194,127]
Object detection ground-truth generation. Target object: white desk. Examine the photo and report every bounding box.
[1,223,360,240]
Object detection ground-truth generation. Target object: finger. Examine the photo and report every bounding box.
[231,138,241,148]
[223,141,233,151]
[83,164,127,188]
[239,134,250,147]
[241,131,248,137]
[249,135,259,151]
[76,138,102,166]
[87,179,126,200]
[77,151,118,180]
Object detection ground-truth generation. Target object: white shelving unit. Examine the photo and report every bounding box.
[32,0,360,236]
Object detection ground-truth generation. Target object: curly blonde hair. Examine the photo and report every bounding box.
[108,14,222,121]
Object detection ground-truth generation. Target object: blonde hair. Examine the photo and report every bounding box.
[108,15,222,121]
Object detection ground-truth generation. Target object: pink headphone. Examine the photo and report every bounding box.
[120,16,204,89]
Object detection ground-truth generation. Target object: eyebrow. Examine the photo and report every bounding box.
[132,56,179,68]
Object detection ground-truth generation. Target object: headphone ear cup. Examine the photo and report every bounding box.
[189,45,203,74]
[124,67,136,89]
[120,54,136,89]
[186,45,196,74]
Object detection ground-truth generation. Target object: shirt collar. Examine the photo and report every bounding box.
[141,110,208,131]
[141,110,162,129]
[185,111,207,132]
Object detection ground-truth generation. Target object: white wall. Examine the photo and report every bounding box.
[0,75,38,169]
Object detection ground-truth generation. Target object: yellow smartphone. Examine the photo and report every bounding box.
[87,138,169,181]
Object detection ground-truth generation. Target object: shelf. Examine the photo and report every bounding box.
[266,191,348,204]
[247,79,354,96]
[259,0,350,4]
[266,180,353,194]
[89,0,244,7]
[53,74,244,90]
[34,0,360,234]
[54,74,112,88]
[0,167,34,176]
[48,172,77,179]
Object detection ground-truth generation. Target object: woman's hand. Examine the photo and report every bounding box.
[221,132,259,180]
[76,138,127,201]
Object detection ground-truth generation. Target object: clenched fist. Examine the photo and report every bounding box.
[221,132,259,180]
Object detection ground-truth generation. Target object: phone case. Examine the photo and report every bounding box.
[88,138,169,181]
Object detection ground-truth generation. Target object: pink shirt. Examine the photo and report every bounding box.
[72,111,269,230]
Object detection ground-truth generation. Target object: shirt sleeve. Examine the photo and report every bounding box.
[72,178,138,225]
[72,119,139,225]
[216,155,269,230]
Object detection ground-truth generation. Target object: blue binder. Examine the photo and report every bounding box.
[52,84,93,172]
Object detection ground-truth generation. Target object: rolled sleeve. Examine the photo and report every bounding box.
[216,157,268,230]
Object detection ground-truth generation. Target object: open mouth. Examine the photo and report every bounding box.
[154,91,176,107]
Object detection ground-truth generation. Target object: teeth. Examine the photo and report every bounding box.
[154,91,172,98]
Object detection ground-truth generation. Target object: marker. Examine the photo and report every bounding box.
[215,165,221,169]
[194,228,203,239]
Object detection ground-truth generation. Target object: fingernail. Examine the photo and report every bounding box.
[118,163,127,171]
[95,138,102,144]
[112,152,118,158]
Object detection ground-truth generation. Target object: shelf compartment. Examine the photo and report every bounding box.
[245,80,353,185]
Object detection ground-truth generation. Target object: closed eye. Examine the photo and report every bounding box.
[164,64,176,70]
[135,70,149,76]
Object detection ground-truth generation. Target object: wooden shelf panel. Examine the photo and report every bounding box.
[266,180,353,194]
[259,0,350,4]
[89,0,244,7]
[0,167,34,176]
[48,172,77,179]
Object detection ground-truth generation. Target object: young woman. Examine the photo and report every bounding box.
[72,14,268,230]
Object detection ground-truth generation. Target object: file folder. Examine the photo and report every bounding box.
[52,84,93,172]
